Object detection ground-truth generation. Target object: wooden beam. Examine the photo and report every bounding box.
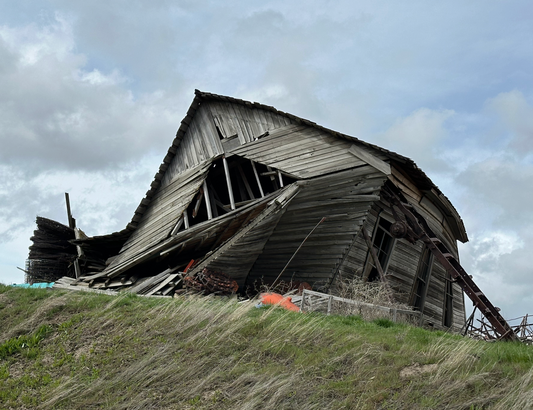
[361,227,393,302]
[237,163,255,200]
[192,188,204,218]
[251,160,265,197]
[223,156,236,210]
[203,180,213,220]
[65,192,75,229]
[349,144,391,175]
[170,216,184,236]
[183,209,190,229]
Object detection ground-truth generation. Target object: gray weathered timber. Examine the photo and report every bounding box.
[161,106,222,187]
[189,186,299,287]
[102,162,212,276]
[230,126,372,179]
[248,166,387,287]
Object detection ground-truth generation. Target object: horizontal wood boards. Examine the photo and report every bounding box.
[248,166,387,287]
[230,125,375,179]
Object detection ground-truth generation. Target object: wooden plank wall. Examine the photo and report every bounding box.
[248,165,387,288]
[389,166,459,256]
[103,162,212,276]
[207,100,294,144]
[329,211,377,290]
[230,125,374,179]
[422,259,466,332]
[386,239,425,305]
[331,193,466,331]
[161,105,223,187]
[205,206,287,289]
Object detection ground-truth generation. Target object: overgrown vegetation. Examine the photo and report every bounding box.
[1,283,533,409]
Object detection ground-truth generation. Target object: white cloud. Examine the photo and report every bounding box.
[375,108,455,171]
[486,90,533,156]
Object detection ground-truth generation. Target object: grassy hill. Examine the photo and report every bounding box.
[1,284,533,409]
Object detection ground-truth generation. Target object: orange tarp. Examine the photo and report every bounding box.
[260,292,300,312]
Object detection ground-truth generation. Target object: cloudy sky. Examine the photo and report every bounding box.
[1,1,532,319]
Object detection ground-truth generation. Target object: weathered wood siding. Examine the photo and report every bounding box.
[331,191,466,331]
[330,212,377,290]
[248,165,387,288]
[161,105,222,187]
[386,239,425,305]
[103,162,212,277]
[230,125,390,179]
[389,166,459,256]
[202,202,288,288]
[207,100,294,144]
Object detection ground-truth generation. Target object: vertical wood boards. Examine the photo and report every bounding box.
[330,192,466,331]
[161,105,223,187]
[247,166,387,288]
[207,100,295,144]
[385,239,424,305]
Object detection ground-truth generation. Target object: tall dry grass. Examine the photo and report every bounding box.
[2,285,533,409]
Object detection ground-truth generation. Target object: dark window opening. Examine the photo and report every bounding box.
[443,274,454,327]
[412,246,433,311]
[215,125,225,140]
[364,218,394,282]
[171,157,296,235]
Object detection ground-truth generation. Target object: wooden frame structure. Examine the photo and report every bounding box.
[30,90,474,333]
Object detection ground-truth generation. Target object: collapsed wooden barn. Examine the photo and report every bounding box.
[29,90,469,332]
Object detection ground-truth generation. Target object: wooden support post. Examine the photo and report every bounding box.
[361,227,393,303]
[223,156,236,210]
[192,188,204,218]
[183,209,190,229]
[203,180,213,220]
[251,160,265,197]
[361,228,387,283]
[207,184,218,218]
[327,295,333,315]
[278,170,284,188]
[65,193,81,278]
[171,216,184,236]
[266,166,279,190]
[238,163,255,200]
[65,192,75,228]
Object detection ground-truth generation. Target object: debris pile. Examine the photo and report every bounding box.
[53,266,240,297]
[26,217,77,283]
[183,268,239,295]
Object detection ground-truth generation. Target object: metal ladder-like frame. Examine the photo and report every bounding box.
[383,188,516,341]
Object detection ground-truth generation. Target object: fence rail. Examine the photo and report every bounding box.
[297,289,421,324]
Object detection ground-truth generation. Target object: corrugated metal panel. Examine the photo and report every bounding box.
[247,165,387,288]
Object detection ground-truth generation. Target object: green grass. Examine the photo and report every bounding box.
[1,283,533,409]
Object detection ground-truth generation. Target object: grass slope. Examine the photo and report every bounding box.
[1,284,533,409]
